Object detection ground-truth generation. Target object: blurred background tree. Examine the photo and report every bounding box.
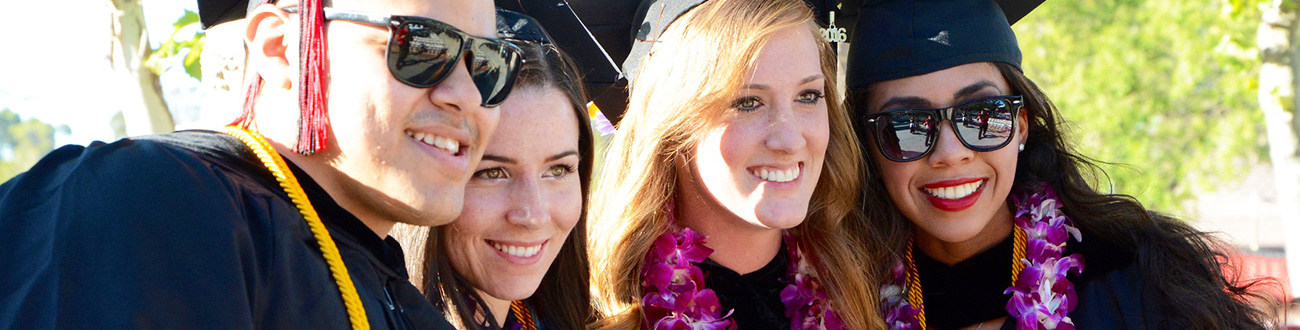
[111,0,175,136]
[1016,0,1300,299]
[0,1,203,182]
[1014,0,1271,216]
[0,109,70,181]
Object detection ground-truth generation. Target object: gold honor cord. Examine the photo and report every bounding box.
[904,227,1028,329]
[223,126,371,330]
[510,300,538,330]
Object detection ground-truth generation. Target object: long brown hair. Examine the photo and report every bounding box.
[587,0,882,329]
[850,62,1276,329]
[420,40,595,330]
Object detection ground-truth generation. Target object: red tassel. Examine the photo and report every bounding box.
[229,1,273,132]
[297,0,330,155]
[231,75,263,129]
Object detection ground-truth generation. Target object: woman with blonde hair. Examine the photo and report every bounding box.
[588,0,881,329]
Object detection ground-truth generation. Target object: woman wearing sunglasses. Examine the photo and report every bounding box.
[588,0,880,329]
[847,1,1273,329]
[417,11,594,330]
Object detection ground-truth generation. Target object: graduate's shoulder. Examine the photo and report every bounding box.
[8,129,276,192]
[0,130,318,328]
[0,129,290,225]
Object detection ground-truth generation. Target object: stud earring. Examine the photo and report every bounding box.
[1018,144,1025,152]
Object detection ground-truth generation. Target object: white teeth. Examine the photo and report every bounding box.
[406,130,460,154]
[924,180,984,199]
[491,242,543,258]
[751,166,799,183]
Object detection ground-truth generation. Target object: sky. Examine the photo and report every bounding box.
[0,0,203,148]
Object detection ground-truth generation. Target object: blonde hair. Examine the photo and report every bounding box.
[587,0,882,328]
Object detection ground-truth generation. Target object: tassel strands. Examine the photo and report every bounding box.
[297,0,330,155]
[232,75,263,129]
[231,0,330,155]
[231,0,272,130]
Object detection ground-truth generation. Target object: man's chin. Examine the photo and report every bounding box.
[408,200,463,227]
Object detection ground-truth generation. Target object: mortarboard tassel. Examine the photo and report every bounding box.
[296,0,329,155]
[232,75,263,129]
[230,1,275,130]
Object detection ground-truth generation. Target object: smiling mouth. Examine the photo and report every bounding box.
[405,130,463,156]
[923,179,986,200]
[749,163,801,183]
[488,240,543,258]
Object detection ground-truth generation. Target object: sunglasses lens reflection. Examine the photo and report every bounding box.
[875,97,1019,161]
[953,99,1015,150]
[879,112,937,161]
[389,21,465,88]
[385,19,522,107]
[467,41,523,107]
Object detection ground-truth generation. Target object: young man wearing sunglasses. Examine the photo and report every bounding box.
[0,0,522,328]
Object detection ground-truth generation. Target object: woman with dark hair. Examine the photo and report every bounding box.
[419,11,594,330]
[847,1,1275,329]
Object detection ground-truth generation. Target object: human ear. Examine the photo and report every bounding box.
[245,5,293,90]
[1017,104,1031,148]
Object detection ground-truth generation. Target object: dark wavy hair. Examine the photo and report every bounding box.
[849,61,1276,329]
[420,40,595,330]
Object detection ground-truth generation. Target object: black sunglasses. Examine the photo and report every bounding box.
[862,95,1024,162]
[285,7,524,107]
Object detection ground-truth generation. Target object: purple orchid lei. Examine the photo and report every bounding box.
[879,184,1084,330]
[780,233,846,330]
[641,227,735,330]
[1004,184,1084,330]
[878,262,922,330]
[641,207,843,329]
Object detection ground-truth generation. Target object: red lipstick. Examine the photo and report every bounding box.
[921,178,986,212]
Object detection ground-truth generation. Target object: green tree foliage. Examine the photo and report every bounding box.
[0,109,70,181]
[146,10,205,80]
[1014,0,1269,215]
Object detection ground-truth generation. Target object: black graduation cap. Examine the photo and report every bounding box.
[199,0,263,29]
[621,0,841,82]
[508,0,840,125]
[495,0,637,125]
[845,0,1045,91]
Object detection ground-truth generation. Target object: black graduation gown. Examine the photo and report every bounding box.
[914,233,1160,330]
[0,130,454,330]
[697,250,791,330]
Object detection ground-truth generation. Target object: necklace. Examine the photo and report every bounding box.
[223,127,370,330]
[640,207,842,330]
[882,184,1083,330]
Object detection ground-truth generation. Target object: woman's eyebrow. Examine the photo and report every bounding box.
[482,154,516,164]
[953,80,1000,100]
[742,74,825,90]
[546,150,579,162]
[879,96,931,111]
